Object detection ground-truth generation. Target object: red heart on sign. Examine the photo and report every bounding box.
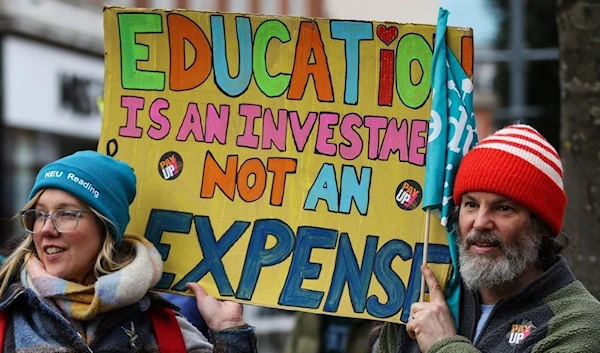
[376,24,398,46]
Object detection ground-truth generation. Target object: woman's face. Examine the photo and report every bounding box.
[32,189,104,284]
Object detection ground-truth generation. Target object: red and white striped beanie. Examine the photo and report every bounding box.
[453,124,566,235]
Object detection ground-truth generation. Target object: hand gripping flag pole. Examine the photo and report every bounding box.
[420,8,478,328]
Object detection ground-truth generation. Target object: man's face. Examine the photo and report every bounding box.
[457,191,542,291]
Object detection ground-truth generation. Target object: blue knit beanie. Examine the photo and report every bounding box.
[28,151,136,244]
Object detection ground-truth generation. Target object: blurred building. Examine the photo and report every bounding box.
[0,0,104,219]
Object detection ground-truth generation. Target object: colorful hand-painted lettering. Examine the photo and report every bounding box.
[100,7,473,324]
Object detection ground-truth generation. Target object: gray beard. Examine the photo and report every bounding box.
[457,225,542,292]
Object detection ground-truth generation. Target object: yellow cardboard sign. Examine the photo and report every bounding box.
[100,6,473,323]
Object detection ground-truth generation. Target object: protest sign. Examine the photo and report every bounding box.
[100,6,473,323]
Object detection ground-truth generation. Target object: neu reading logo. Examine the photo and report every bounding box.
[395,179,422,211]
[506,320,536,346]
[158,151,184,180]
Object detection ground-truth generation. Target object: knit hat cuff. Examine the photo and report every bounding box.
[454,148,566,235]
[28,151,135,244]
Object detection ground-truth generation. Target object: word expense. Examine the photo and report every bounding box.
[119,98,428,165]
[146,210,452,321]
[118,13,441,108]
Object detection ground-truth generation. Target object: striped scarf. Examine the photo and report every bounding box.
[21,234,163,321]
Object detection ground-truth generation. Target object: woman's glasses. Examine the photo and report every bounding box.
[20,209,92,233]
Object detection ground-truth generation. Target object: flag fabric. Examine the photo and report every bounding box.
[422,8,478,327]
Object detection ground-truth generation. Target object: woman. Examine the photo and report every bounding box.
[0,150,257,352]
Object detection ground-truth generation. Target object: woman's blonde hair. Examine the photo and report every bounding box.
[0,190,138,296]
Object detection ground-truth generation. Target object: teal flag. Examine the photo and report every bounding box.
[422,8,478,327]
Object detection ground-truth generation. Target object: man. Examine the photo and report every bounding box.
[377,124,600,352]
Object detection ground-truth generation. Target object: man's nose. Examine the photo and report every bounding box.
[472,209,494,231]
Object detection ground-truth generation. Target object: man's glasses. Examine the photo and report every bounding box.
[20,209,93,233]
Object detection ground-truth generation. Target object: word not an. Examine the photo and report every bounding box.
[202,152,370,215]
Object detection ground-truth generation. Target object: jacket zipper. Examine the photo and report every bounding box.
[473,298,506,346]
[33,295,94,353]
[76,332,94,352]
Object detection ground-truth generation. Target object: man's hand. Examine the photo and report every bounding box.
[186,282,247,330]
[406,265,457,352]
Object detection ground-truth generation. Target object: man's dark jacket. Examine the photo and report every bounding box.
[377,257,600,352]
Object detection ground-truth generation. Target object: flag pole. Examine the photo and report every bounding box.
[419,208,431,301]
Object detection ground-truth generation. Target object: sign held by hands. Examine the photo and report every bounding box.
[100,6,472,323]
